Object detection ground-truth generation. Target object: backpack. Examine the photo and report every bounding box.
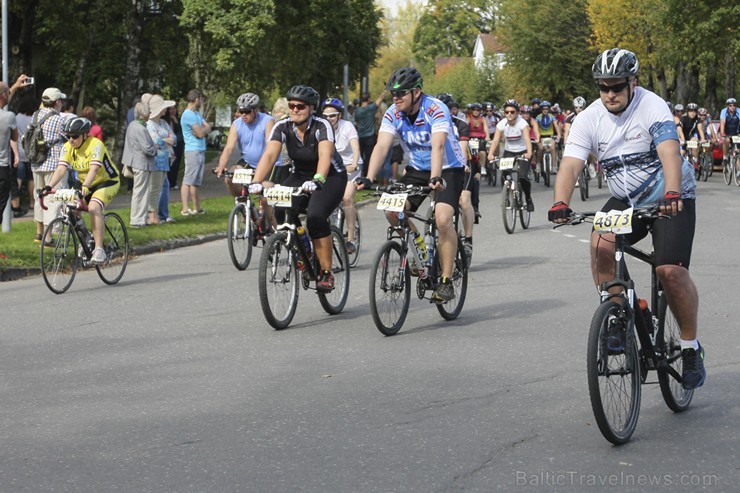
[22,110,54,166]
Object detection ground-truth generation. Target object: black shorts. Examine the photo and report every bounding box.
[400,167,464,214]
[599,197,695,268]
[391,145,404,164]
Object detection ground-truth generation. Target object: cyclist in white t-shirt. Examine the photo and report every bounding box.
[322,98,362,253]
[548,48,704,391]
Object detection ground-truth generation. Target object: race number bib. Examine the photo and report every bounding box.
[231,168,254,184]
[593,208,633,235]
[541,137,553,148]
[264,186,293,207]
[732,136,740,144]
[686,140,698,149]
[468,140,479,151]
[54,189,78,205]
[701,141,710,148]
[376,193,407,212]
[498,157,516,170]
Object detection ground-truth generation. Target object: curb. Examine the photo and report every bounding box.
[0,199,378,283]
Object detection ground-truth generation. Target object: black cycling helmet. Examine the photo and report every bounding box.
[236,92,260,110]
[503,99,519,111]
[63,117,92,137]
[436,93,454,107]
[470,102,483,110]
[286,85,320,107]
[386,67,423,92]
[531,98,541,105]
[592,48,639,79]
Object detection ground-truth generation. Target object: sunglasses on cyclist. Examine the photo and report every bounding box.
[322,112,340,119]
[66,134,84,141]
[238,108,253,115]
[596,80,630,94]
[390,89,411,99]
[504,110,517,115]
[288,103,308,111]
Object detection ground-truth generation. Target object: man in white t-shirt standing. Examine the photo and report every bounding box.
[548,48,704,391]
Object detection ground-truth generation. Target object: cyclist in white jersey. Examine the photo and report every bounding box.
[356,67,465,303]
[549,48,704,390]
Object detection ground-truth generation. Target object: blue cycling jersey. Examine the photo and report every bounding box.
[379,94,465,171]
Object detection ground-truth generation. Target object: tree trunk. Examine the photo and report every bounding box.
[113,0,146,164]
[656,67,668,100]
[704,58,718,116]
[726,50,736,103]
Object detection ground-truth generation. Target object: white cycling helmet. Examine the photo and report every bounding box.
[573,96,587,109]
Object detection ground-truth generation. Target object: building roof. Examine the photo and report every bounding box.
[477,33,506,54]
[434,56,468,76]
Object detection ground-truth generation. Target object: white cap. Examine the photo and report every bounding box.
[42,87,67,102]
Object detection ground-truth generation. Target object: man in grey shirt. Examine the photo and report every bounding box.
[0,82,20,226]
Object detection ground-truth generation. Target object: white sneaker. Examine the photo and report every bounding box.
[90,247,107,265]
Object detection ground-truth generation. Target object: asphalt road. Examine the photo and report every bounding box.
[1,173,738,492]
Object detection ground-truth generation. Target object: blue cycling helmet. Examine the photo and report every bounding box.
[541,100,552,108]
[531,98,541,105]
[322,98,344,112]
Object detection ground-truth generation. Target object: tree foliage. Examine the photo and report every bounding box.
[412,0,498,68]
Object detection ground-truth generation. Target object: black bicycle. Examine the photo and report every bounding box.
[217,168,271,270]
[38,188,129,294]
[368,183,468,336]
[494,157,531,234]
[561,206,692,444]
[257,186,350,330]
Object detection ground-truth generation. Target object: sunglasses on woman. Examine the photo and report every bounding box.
[288,103,308,111]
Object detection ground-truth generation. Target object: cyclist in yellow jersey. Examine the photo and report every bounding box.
[43,117,121,264]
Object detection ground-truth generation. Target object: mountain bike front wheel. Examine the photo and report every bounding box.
[258,232,299,330]
[587,301,641,445]
[227,202,253,270]
[502,185,516,234]
[369,240,411,336]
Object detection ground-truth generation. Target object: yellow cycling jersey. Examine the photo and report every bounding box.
[58,136,120,188]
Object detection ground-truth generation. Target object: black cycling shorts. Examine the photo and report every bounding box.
[401,167,464,214]
[599,197,695,268]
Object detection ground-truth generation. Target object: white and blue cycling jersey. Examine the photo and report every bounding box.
[379,94,465,171]
[564,86,696,208]
[720,107,740,135]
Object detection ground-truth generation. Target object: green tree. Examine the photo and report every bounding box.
[412,0,498,68]
[498,0,595,103]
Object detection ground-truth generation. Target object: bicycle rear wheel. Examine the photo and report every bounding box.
[369,240,411,336]
[702,152,712,181]
[318,226,350,315]
[258,232,299,329]
[723,159,732,185]
[501,185,516,234]
[543,154,551,187]
[227,202,253,270]
[587,301,641,445]
[435,237,468,320]
[580,171,589,201]
[733,156,740,186]
[40,218,78,294]
[656,294,693,412]
[344,210,361,268]
[519,192,531,230]
[96,212,129,285]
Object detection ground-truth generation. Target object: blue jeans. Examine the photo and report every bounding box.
[158,175,170,220]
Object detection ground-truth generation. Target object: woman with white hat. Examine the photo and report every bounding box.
[146,94,176,224]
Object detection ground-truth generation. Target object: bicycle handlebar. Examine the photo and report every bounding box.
[37,188,80,211]
[370,182,433,196]
[556,205,665,229]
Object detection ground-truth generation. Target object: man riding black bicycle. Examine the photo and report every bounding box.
[356,67,465,303]
[548,48,705,391]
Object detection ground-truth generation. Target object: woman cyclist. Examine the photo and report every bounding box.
[249,85,347,292]
[520,105,540,174]
[488,100,534,211]
[321,97,361,254]
[42,117,121,264]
